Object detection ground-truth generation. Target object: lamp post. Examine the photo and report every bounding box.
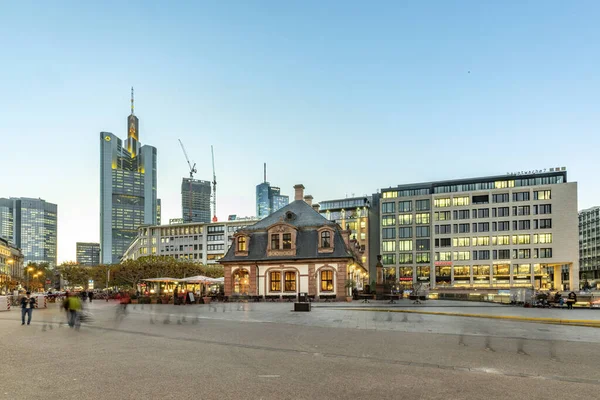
[26,267,34,291]
[33,273,40,292]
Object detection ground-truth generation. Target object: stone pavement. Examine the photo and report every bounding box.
[1,301,600,400]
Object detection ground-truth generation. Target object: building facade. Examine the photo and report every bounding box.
[157,199,161,225]
[121,218,259,265]
[378,170,579,291]
[100,88,158,264]
[0,197,57,267]
[579,206,600,284]
[181,178,211,223]
[221,184,367,300]
[76,242,100,266]
[0,237,24,294]
[318,196,372,274]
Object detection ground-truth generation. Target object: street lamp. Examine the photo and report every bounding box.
[26,267,34,291]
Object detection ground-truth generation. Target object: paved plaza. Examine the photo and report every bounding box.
[1,300,600,399]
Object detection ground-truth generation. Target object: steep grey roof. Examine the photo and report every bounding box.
[246,200,337,231]
[220,228,352,262]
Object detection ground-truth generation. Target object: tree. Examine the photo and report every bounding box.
[57,262,89,288]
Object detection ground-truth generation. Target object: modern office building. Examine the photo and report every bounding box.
[121,218,259,265]
[579,206,600,284]
[76,242,100,266]
[256,164,289,219]
[182,178,211,223]
[157,199,161,225]
[378,169,579,291]
[318,196,373,274]
[0,237,24,294]
[0,197,58,267]
[100,88,158,264]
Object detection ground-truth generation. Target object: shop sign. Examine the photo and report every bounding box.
[506,167,565,176]
[399,277,413,281]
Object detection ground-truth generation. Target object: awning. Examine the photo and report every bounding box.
[142,277,181,282]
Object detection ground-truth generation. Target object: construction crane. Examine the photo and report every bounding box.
[178,139,196,223]
[211,145,217,222]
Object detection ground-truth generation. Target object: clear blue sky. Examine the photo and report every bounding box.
[1,1,598,263]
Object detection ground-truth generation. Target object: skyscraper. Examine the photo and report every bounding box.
[255,164,289,219]
[156,199,162,225]
[100,88,158,264]
[76,242,100,266]
[181,178,211,223]
[0,197,58,266]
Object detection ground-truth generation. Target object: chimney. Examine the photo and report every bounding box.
[312,203,320,213]
[294,184,305,201]
[304,195,313,206]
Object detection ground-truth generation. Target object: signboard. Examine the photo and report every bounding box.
[506,166,566,176]
[188,293,195,302]
[228,215,237,221]
[399,277,413,281]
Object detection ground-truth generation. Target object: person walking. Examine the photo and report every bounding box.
[567,291,577,309]
[65,292,82,329]
[20,292,36,325]
[88,290,94,303]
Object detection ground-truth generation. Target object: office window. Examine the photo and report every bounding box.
[454,266,470,277]
[320,270,334,291]
[498,207,510,217]
[454,251,470,261]
[534,233,552,244]
[382,228,396,239]
[399,227,413,238]
[539,204,552,214]
[416,199,430,211]
[516,220,531,230]
[271,234,280,250]
[382,240,396,252]
[416,226,429,237]
[512,234,531,245]
[416,252,430,263]
[496,249,510,260]
[398,201,412,212]
[398,253,413,264]
[513,206,530,216]
[473,236,490,246]
[518,249,531,259]
[435,252,452,261]
[398,214,413,225]
[381,254,395,265]
[382,202,395,214]
[516,264,531,274]
[416,239,430,251]
[452,237,470,247]
[415,213,430,224]
[438,238,451,247]
[270,271,281,291]
[284,271,296,291]
[477,250,490,260]
[492,235,510,245]
[473,265,490,276]
[458,223,470,233]
[382,216,396,226]
[539,248,553,258]
[398,240,412,251]
[434,198,451,208]
[435,211,451,221]
[436,224,451,234]
[452,196,470,206]
[513,192,530,202]
[477,223,489,232]
[455,210,470,220]
[534,190,551,200]
[497,221,510,231]
[492,193,509,203]
[476,209,489,218]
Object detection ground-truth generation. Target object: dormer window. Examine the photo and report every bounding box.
[237,236,247,252]
[282,233,292,249]
[321,231,331,248]
[271,234,280,250]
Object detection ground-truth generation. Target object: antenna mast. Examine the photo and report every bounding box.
[211,145,217,222]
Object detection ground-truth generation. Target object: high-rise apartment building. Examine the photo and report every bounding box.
[378,169,579,291]
[182,178,211,223]
[100,88,158,264]
[0,197,57,266]
[256,164,289,219]
[579,206,600,284]
[76,242,100,266]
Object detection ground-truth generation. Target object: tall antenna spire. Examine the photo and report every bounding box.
[264,163,267,183]
[130,87,134,115]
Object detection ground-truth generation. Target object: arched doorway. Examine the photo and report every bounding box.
[233,268,250,294]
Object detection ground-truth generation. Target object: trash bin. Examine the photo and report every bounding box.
[298,292,308,303]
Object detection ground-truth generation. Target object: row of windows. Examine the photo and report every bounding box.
[434,190,552,207]
[384,264,549,278]
[432,248,553,261]
[434,219,552,234]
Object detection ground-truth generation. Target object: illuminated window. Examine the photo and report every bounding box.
[382,241,396,252]
[270,271,281,291]
[398,201,412,212]
[284,271,296,291]
[435,211,451,221]
[492,235,510,245]
[382,216,396,226]
[398,240,412,251]
[416,252,430,263]
[534,233,552,244]
[435,252,452,261]
[452,237,470,247]
[237,237,247,252]
[453,251,470,261]
[534,190,551,200]
[434,198,451,208]
[320,270,334,291]
[382,202,395,213]
[473,236,490,246]
[383,191,398,199]
[512,234,531,245]
[452,196,470,206]
[399,214,413,225]
[282,233,292,250]
[415,213,430,224]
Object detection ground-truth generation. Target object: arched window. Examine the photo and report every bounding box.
[321,231,331,248]
[237,236,247,252]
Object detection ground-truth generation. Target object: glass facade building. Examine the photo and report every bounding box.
[181,178,211,223]
[0,197,57,267]
[76,242,100,266]
[256,183,289,219]
[100,92,158,264]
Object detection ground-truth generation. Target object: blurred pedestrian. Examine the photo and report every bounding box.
[65,292,82,329]
[20,291,36,325]
[88,291,94,303]
[567,291,577,309]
